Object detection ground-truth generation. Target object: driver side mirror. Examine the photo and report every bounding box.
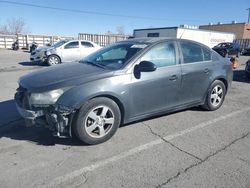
[137,61,157,72]
[134,61,157,79]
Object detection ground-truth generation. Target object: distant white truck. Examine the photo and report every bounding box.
[133,26,235,48]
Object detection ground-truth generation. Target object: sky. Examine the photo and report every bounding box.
[0,0,249,37]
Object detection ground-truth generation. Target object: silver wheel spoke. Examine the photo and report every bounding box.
[99,126,105,137]
[86,122,98,134]
[212,99,217,105]
[217,96,222,103]
[88,111,98,120]
[104,117,114,124]
[211,93,217,100]
[215,86,219,93]
[217,88,223,95]
[101,106,109,117]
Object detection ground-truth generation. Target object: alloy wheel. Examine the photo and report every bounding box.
[84,105,115,138]
[210,85,223,107]
[48,56,60,65]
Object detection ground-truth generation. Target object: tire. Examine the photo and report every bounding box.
[74,97,121,145]
[202,80,226,111]
[47,55,61,66]
[246,72,250,79]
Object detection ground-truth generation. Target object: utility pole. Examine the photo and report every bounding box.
[247,8,250,23]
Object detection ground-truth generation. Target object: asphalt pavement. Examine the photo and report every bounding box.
[0,49,250,188]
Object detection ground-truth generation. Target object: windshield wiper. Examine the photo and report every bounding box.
[84,61,106,69]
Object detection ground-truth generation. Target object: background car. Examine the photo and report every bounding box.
[241,45,250,56]
[30,40,101,65]
[45,40,101,65]
[15,38,233,145]
[30,40,68,64]
[212,42,241,57]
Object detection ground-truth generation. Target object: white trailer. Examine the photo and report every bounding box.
[133,27,235,48]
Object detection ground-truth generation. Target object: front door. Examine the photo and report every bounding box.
[80,41,96,59]
[130,41,182,118]
[62,41,80,62]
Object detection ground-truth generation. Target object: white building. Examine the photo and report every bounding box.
[133,26,235,48]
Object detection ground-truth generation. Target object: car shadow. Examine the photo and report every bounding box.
[233,70,250,83]
[18,61,47,67]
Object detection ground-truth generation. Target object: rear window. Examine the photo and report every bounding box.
[81,41,94,48]
[180,41,212,63]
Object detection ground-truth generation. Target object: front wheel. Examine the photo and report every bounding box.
[47,55,61,66]
[74,97,121,145]
[202,80,226,111]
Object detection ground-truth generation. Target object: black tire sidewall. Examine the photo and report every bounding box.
[74,97,121,145]
[205,80,226,111]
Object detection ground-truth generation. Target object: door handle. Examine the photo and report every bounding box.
[204,68,209,74]
[169,75,178,81]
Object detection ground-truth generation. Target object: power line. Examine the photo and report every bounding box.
[247,8,250,23]
[0,0,204,22]
[0,0,170,20]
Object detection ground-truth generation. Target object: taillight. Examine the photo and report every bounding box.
[230,57,238,69]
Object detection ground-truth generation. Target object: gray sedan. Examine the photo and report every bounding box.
[15,38,233,145]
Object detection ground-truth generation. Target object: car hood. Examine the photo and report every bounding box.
[19,62,113,92]
[212,46,226,50]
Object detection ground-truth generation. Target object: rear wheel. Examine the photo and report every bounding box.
[74,97,121,145]
[202,80,226,111]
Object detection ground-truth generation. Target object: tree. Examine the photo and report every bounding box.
[0,18,28,35]
[116,26,125,35]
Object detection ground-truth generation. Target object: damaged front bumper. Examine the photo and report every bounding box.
[15,90,76,138]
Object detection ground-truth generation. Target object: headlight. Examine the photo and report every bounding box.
[29,88,69,105]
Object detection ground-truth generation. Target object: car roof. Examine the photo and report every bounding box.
[118,37,210,48]
[122,37,174,44]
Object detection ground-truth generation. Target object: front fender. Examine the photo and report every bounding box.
[56,75,131,111]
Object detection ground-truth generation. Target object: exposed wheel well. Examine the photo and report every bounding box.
[217,78,228,92]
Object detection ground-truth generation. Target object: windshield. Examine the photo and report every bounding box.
[51,40,68,48]
[80,43,148,70]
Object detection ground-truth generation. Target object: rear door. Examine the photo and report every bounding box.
[178,41,214,104]
[80,41,97,59]
[61,41,80,62]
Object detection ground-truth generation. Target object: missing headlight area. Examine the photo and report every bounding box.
[15,86,76,137]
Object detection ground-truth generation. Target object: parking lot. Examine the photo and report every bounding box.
[0,49,250,188]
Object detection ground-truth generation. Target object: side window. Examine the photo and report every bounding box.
[147,33,159,37]
[64,41,79,49]
[141,42,176,68]
[202,47,211,61]
[180,42,203,63]
[81,41,94,48]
